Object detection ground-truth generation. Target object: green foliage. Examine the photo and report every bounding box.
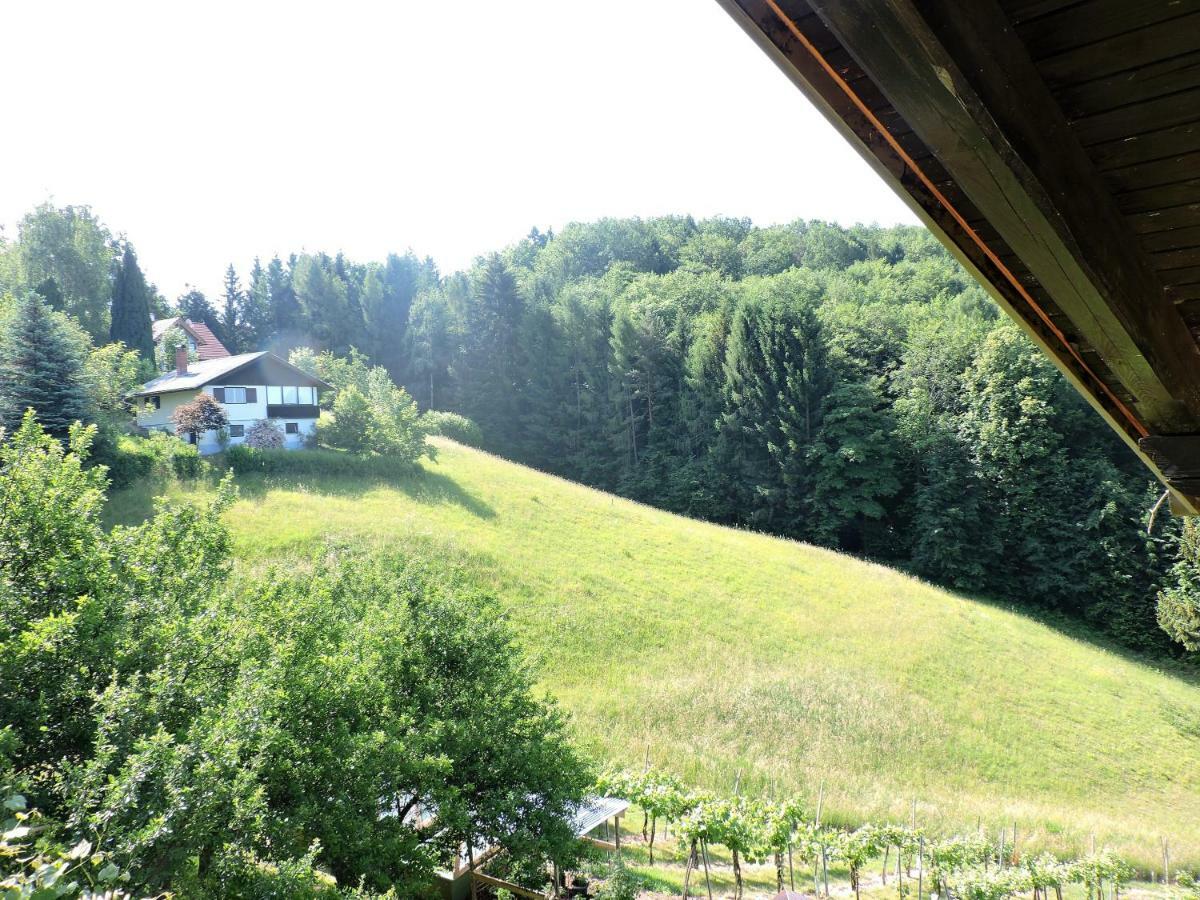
[84,342,146,417]
[8,203,117,342]
[225,445,430,481]
[1159,519,1200,651]
[420,410,483,446]
[593,860,644,900]
[153,325,195,372]
[302,350,430,461]
[0,416,591,897]
[317,387,378,455]
[1,789,146,900]
[108,245,155,362]
[91,431,205,487]
[0,293,94,437]
[108,434,1200,868]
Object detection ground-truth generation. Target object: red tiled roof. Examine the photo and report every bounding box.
[186,320,230,360]
[151,317,230,360]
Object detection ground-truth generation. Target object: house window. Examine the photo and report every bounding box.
[214,386,256,404]
[300,386,316,405]
[148,396,161,410]
[283,385,298,404]
[285,422,299,435]
[228,424,245,438]
[267,386,282,404]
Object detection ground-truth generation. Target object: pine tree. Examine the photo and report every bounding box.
[109,244,155,362]
[0,293,94,436]
[267,255,302,348]
[238,257,274,351]
[363,253,420,379]
[178,288,233,351]
[221,264,243,353]
[458,254,525,448]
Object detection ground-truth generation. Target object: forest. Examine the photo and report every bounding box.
[1,202,1196,658]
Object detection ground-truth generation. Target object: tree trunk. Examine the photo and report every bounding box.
[649,815,657,864]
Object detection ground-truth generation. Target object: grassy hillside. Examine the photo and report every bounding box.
[106,439,1200,869]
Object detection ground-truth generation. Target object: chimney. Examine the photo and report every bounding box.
[175,346,189,376]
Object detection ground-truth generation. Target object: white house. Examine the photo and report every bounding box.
[133,347,329,454]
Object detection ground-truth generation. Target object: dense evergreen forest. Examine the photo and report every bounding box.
[0,204,1190,656]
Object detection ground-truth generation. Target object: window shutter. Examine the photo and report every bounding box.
[246,388,257,403]
[213,388,226,402]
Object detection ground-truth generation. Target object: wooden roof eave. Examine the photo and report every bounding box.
[714,0,1200,513]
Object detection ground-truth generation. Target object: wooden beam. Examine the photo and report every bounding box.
[802,0,1200,434]
[713,0,1200,511]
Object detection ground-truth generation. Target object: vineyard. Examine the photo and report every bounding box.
[593,769,1191,900]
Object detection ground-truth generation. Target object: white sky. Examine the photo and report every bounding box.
[0,0,916,300]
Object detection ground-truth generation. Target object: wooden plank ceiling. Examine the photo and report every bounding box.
[715,0,1200,511]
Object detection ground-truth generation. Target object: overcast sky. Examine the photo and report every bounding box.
[1,0,916,300]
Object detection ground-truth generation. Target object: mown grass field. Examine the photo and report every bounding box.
[105,438,1200,870]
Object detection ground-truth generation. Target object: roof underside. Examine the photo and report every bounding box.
[716,0,1200,511]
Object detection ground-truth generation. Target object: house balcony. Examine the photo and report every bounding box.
[267,404,321,419]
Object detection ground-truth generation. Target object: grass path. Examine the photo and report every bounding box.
[105,439,1200,868]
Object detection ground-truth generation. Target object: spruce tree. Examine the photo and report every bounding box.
[221,264,243,353]
[109,244,156,362]
[0,293,94,436]
[178,288,234,352]
[267,255,302,347]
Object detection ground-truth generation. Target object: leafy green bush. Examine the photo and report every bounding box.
[90,430,204,487]
[420,410,483,447]
[594,862,644,900]
[1,789,145,900]
[292,348,430,462]
[2,411,591,897]
[225,445,426,481]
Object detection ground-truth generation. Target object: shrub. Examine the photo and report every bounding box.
[316,387,376,455]
[420,410,483,447]
[2,414,591,897]
[92,430,205,486]
[594,862,644,900]
[225,445,424,481]
[245,418,284,450]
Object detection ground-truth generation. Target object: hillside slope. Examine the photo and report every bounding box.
[107,438,1200,867]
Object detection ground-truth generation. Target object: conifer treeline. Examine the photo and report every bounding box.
[198,217,1177,655]
[0,208,1181,654]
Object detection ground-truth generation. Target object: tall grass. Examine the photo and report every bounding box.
[106,438,1200,869]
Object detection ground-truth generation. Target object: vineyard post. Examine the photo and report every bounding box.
[917,836,924,900]
[897,838,903,900]
[681,838,696,900]
[883,843,890,884]
[998,826,1005,869]
[1161,836,1170,886]
[788,844,795,890]
[815,783,825,897]
[823,845,830,897]
[701,838,714,900]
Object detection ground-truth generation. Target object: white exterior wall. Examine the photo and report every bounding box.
[135,383,320,455]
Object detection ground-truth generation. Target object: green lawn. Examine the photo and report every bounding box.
[106,438,1200,870]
